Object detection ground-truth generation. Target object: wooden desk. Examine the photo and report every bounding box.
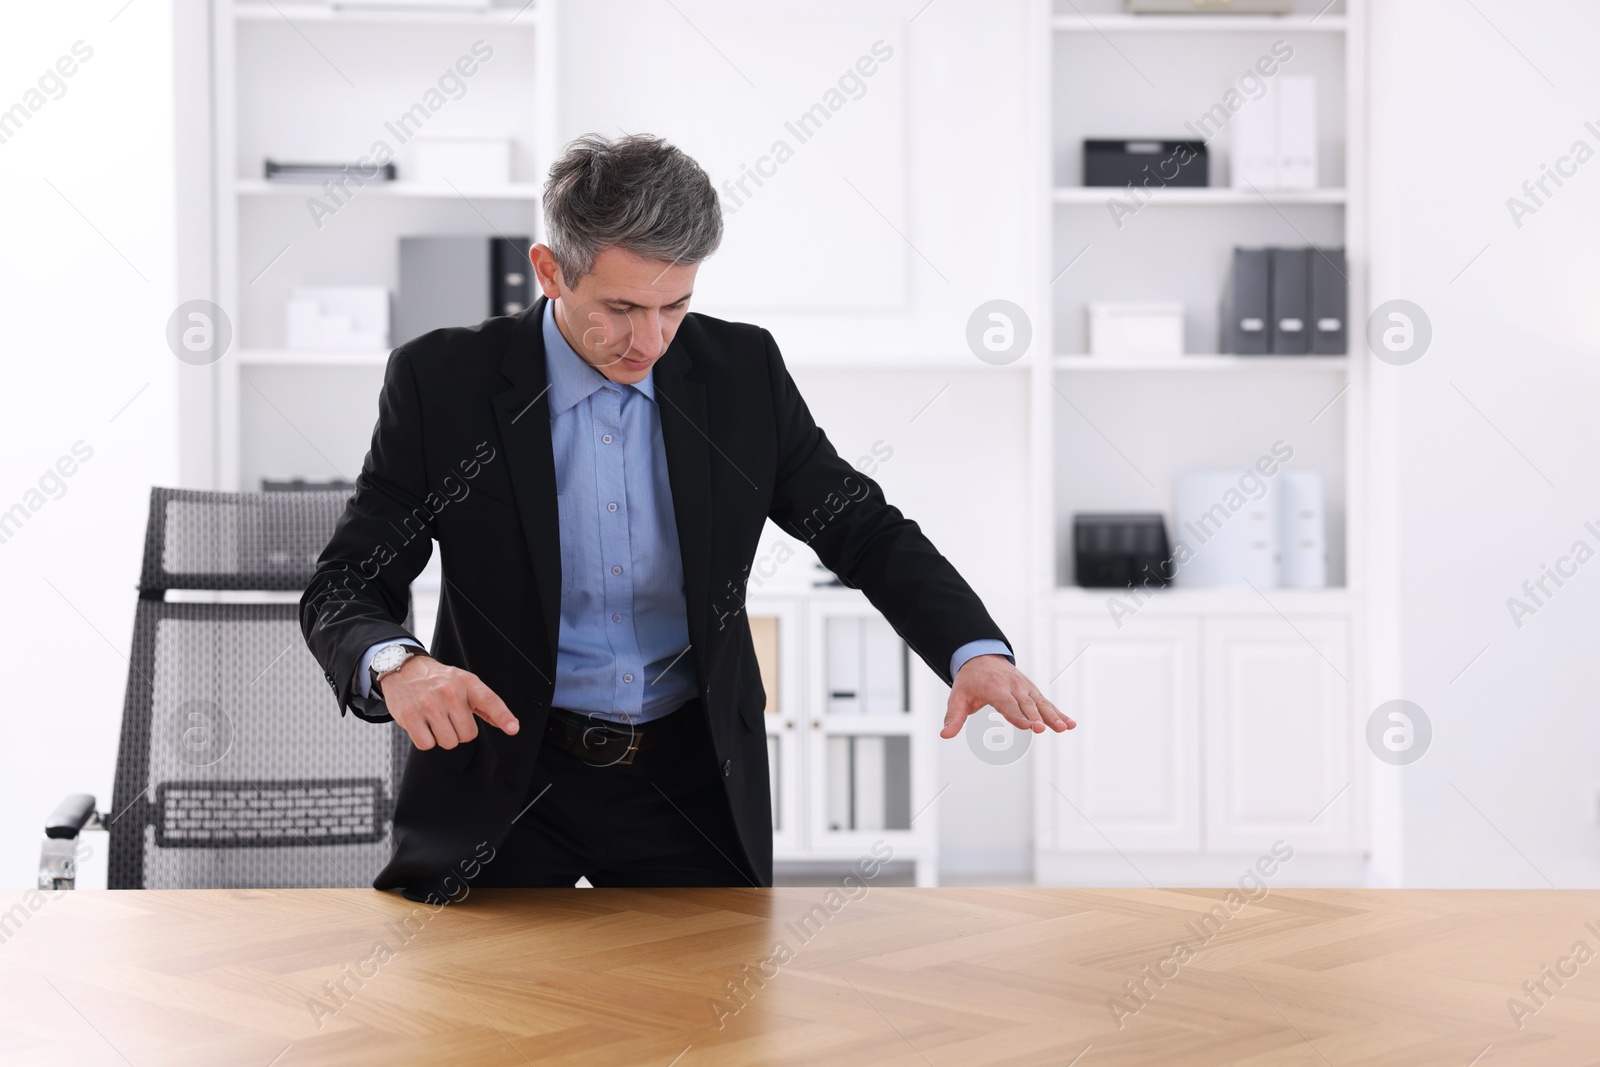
[1,886,1597,1065]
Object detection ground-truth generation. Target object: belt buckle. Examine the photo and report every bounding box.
[579,721,640,765]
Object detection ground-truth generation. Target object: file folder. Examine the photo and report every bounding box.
[862,618,907,714]
[825,617,861,714]
[1274,76,1319,190]
[1173,471,1279,587]
[826,735,852,831]
[1270,248,1310,355]
[1221,248,1272,355]
[852,736,887,831]
[1310,248,1347,355]
[1277,471,1327,587]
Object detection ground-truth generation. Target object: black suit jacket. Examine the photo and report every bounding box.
[300,294,1009,895]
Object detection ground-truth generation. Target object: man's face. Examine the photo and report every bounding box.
[530,243,698,386]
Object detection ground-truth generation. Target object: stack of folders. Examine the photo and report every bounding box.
[1277,471,1327,588]
[1172,470,1326,587]
[825,735,912,832]
[1221,247,1346,356]
[824,616,910,715]
[1230,75,1318,191]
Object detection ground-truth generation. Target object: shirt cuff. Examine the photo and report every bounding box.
[356,639,426,699]
[950,639,1014,680]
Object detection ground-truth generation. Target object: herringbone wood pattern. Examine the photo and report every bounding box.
[2,887,1598,1065]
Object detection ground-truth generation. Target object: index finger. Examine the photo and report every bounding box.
[467,680,519,735]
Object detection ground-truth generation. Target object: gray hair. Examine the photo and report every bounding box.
[542,133,723,286]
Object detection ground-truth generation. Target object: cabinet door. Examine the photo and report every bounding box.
[1049,616,1201,853]
[747,597,804,857]
[1203,617,1352,853]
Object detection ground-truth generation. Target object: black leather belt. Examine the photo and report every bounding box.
[541,706,670,765]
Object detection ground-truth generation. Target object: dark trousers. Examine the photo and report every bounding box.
[475,698,752,887]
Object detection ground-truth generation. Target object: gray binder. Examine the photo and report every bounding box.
[1310,248,1347,355]
[1270,247,1310,355]
[1220,248,1271,355]
[394,236,531,346]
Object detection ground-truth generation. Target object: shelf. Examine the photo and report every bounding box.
[817,715,918,736]
[1053,187,1347,206]
[236,179,542,201]
[1052,14,1345,33]
[237,348,390,367]
[1053,585,1351,616]
[235,3,539,27]
[1053,354,1347,370]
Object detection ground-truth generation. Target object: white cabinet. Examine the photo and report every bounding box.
[748,590,939,886]
[1041,604,1358,879]
[1050,617,1200,853]
[1203,617,1353,853]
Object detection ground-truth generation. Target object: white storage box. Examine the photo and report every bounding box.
[1087,302,1184,356]
[286,286,389,349]
[410,134,513,187]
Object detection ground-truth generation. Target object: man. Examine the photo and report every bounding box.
[300,133,1073,900]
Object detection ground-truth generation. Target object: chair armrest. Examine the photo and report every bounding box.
[45,793,99,839]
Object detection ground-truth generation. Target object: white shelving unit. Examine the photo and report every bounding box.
[204,0,559,492]
[749,589,940,887]
[1029,0,1373,885]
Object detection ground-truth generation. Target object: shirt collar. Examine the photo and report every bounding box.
[542,299,655,416]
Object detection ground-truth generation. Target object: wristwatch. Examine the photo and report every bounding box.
[370,643,429,698]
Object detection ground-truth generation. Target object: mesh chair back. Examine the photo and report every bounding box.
[108,488,411,889]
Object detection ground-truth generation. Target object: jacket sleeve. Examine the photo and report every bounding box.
[300,345,436,723]
[760,328,1009,687]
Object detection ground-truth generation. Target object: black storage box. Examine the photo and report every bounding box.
[1083,139,1208,188]
[1073,513,1172,588]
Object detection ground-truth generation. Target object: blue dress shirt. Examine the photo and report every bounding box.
[358,302,1012,719]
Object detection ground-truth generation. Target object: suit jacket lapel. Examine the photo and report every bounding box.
[491,296,563,667]
[651,337,712,684]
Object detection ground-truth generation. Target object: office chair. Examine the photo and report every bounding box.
[39,487,411,891]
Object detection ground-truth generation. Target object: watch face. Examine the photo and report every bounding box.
[373,645,410,674]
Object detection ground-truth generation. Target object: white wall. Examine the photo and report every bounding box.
[1371,0,1600,886]
[0,1,178,889]
[557,0,1041,876]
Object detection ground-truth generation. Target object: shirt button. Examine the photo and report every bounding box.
[607,502,618,512]
[623,673,634,683]
[611,565,622,575]
[723,759,732,777]
[611,613,621,623]
[601,434,613,444]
